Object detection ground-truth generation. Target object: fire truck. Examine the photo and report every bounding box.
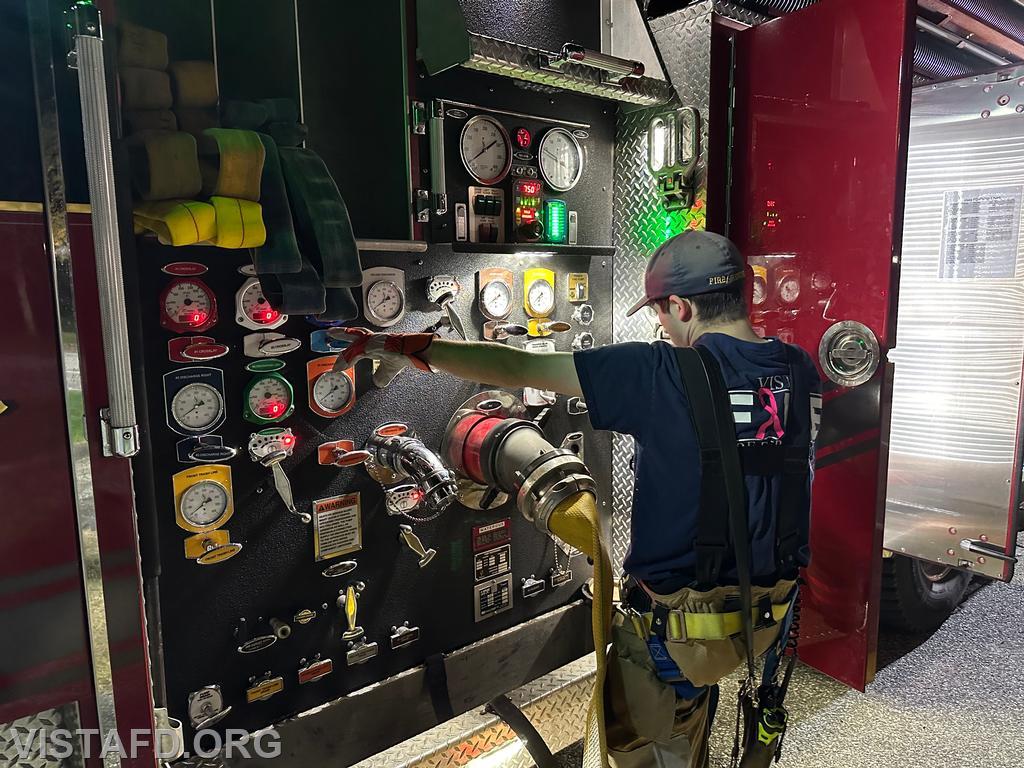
[2,0,1022,765]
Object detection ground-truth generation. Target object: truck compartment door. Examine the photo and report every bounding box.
[730,0,915,689]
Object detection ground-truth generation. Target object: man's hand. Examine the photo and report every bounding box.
[328,328,435,388]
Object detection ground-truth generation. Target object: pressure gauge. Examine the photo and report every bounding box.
[235,277,287,330]
[172,465,234,533]
[361,267,406,328]
[482,280,513,320]
[170,382,225,434]
[460,115,512,185]
[307,355,357,418]
[243,371,295,424]
[538,128,584,192]
[160,278,217,334]
[778,273,801,304]
[180,479,230,530]
[524,268,556,318]
[163,367,227,437]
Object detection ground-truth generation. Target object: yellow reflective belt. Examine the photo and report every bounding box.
[640,602,791,642]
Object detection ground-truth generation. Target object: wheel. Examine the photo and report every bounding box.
[879,554,971,633]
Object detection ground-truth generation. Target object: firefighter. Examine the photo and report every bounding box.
[332,230,820,768]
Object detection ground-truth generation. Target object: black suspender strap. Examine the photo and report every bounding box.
[675,347,757,682]
[775,344,812,577]
[674,347,731,587]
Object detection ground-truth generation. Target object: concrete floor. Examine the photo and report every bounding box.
[548,535,1024,768]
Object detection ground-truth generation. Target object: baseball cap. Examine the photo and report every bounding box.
[625,230,745,317]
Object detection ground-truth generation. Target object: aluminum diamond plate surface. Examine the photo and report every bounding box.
[352,657,595,768]
[610,4,713,574]
[0,705,83,768]
[712,0,771,26]
[464,34,674,107]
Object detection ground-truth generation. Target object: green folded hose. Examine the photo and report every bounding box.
[222,100,269,130]
[318,287,359,322]
[252,133,302,274]
[265,121,308,148]
[259,257,327,314]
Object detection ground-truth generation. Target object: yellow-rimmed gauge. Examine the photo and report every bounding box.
[173,464,234,532]
[524,268,556,318]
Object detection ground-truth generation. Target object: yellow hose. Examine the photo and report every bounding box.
[547,491,612,768]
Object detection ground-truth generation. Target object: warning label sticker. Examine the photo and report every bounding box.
[940,186,1023,279]
[313,493,361,561]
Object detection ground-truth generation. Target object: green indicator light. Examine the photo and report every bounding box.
[545,200,567,244]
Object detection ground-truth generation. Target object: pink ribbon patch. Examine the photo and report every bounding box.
[755,387,785,440]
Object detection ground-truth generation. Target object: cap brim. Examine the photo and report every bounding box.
[625,295,650,317]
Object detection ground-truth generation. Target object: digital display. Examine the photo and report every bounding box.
[517,179,542,197]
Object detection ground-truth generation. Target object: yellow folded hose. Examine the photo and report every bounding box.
[133,199,216,246]
[547,491,612,768]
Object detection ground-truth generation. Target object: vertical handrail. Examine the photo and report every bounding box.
[67,1,139,458]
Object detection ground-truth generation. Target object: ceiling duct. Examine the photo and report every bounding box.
[914,32,987,79]
[417,0,674,106]
[942,0,1024,46]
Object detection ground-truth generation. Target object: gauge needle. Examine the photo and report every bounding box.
[472,140,498,161]
[544,149,568,170]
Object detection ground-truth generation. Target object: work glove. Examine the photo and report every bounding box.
[328,327,435,388]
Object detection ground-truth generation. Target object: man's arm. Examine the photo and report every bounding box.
[425,339,584,397]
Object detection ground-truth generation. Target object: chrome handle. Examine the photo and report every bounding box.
[69,6,139,457]
[960,539,1018,565]
[550,43,644,81]
[429,101,448,215]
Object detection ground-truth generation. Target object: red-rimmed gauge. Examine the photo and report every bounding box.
[515,127,532,149]
[160,278,217,333]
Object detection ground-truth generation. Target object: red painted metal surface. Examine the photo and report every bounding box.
[731,0,914,689]
[0,213,96,726]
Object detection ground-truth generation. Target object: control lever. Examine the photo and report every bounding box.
[527,319,572,338]
[398,524,436,568]
[426,275,467,339]
[249,429,310,524]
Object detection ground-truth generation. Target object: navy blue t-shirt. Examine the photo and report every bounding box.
[573,334,822,587]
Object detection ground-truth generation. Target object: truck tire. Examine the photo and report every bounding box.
[879,554,971,633]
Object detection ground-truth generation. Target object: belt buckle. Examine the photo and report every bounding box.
[666,609,688,642]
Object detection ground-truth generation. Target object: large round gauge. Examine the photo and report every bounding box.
[161,278,217,333]
[179,480,230,530]
[236,278,287,330]
[481,280,513,320]
[312,370,354,415]
[170,382,225,434]
[526,279,555,317]
[365,280,406,326]
[244,373,295,423]
[538,128,584,192]
[778,274,801,304]
[460,115,512,185]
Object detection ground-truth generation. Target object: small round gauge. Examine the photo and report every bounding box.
[247,375,293,422]
[365,280,406,326]
[752,277,767,306]
[170,382,225,434]
[779,275,801,304]
[460,115,512,185]
[237,279,286,329]
[526,279,555,317]
[312,370,354,415]
[481,280,513,320]
[180,480,230,529]
[161,279,216,333]
[538,128,584,192]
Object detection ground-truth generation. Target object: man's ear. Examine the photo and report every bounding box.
[669,295,693,322]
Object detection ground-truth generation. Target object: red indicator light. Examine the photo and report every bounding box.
[766,199,776,208]
[515,127,532,149]
[282,436,294,447]
[254,309,279,323]
[270,403,282,415]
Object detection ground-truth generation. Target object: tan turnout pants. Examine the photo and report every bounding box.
[604,579,795,768]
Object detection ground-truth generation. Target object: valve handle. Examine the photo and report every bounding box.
[398,524,436,568]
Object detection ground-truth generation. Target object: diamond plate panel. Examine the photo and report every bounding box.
[464,34,674,107]
[712,0,772,26]
[0,705,84,768]
[610,3,714,576]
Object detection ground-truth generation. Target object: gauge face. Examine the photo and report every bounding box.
[779,276,800,304]
[239,280,284,328]
[248,375,293,421]
[180,480,229,528]
[526,279,555,317]
[752,278,767,306]
[312,371,354,414]
[538,128,584,192]
[481,280,513,319]
[365,280,405,325]
[163,280,214,331]
[460,116,512,185]
[171,383,224,433]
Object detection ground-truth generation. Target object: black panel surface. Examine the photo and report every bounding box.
[140,241,612,740]
[459,0,601,52]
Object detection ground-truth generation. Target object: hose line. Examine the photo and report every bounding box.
[547,491,612,768]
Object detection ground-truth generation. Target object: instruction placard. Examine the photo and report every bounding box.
[939,186,1023,279]
[313,493,362,561]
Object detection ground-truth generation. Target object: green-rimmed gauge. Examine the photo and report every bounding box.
[243,369,295,424]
